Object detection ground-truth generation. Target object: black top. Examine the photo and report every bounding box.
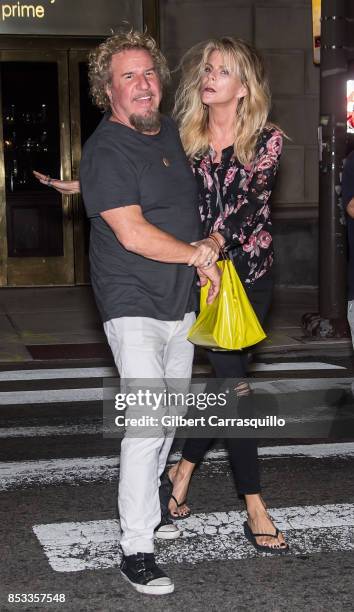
[342,151,354,300]
[193,127,283,284]
[80,114,201,322]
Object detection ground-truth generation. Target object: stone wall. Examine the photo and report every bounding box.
[159,0,320,287]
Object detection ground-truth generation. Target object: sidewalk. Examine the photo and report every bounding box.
[0,285,352,365]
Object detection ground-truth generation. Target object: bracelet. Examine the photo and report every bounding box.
[208,233,225,254]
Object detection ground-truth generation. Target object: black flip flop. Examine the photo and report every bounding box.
[159,473,191,521]
[243,521,289,554]
[169,493,191,521]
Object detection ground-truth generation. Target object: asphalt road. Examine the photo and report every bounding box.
[1,355,354,612]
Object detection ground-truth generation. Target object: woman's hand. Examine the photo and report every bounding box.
[188,237,220,268]
[197,264,221,304]
[33,171,81,195]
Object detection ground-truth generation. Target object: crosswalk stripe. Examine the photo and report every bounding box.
[0,378,352,405]
[0,362,345,382]
[2,442,354,491]
[0,424,102,438]
[0,388,103,404]
[32,503,354,572]
[249,362,346,371]
[0,367,117,381]
[0,424,150,439]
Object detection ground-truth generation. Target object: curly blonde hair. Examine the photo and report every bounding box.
[89,28,170,110]
[173,37,275,165]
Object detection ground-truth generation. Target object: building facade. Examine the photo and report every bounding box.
[0,0,321,288]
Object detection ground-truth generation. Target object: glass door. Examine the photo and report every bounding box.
[0,50,73,285]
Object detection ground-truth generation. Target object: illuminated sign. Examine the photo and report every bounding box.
[0,0,143,36]
[312,0,321,65]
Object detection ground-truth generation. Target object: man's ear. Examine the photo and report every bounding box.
[106,85,112,103]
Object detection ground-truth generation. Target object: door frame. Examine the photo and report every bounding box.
[0,49,74,286]
[68,48,97,285]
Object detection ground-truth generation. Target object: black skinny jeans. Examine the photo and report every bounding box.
[182,274,273,495]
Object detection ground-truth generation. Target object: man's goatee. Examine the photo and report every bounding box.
[130,111,161,133]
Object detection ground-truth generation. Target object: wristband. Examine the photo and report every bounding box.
[208,234,224,254]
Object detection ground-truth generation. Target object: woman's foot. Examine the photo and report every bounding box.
[245,494,287,550]
[167,459,195,518]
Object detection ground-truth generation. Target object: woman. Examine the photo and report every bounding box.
[34,36,288,553]
[164,37,288,553]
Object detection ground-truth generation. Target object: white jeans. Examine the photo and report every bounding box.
[103,312,195,556]
[348,300,354,349]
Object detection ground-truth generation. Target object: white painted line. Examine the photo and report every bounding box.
[0,367,117,382]
[0,361,346,384]
[251,378,353,393]
[0,424,102,438]
[0,456,119,491]
[249,362,345,372]
[0,388,103,405]
[2,442,354,491]
[259,442,354,458]
[32,503,354,572]
[199,442,354,461]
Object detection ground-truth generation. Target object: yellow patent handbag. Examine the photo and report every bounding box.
[187,259,266,350]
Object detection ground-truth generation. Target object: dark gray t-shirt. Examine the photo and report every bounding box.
[80,114,201,322]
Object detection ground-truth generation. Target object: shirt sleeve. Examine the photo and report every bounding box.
[217,130,283,248]
[342,152,354,209]
[80,144,140,218]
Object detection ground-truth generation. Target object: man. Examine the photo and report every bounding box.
[343,150,354,348]
[79,30,220,595]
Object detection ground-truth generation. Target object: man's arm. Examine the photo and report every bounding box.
[101,205,217,268]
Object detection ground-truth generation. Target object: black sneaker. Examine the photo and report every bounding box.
[120,552,174,595]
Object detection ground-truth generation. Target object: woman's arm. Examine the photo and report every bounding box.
[216,130,283,248]
[33,171,81,195]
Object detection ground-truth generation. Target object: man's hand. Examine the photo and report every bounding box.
[33,171,81,195]
[188,238,220,268]
[197,264,221,304]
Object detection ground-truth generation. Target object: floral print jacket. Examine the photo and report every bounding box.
[193,127,283,285]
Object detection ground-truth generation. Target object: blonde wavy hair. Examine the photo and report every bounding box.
[89,28,170,110]
[173,37,274,165]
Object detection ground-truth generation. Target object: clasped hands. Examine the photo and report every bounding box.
[188,235,223,269]
[189,236,224,305]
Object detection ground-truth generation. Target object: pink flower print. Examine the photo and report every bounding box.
[255,155,274,172]
[222,202,235,219]
[243,234,260,258]
[254,268,266,281]
[266,133,283,158]
[234,228,247,244]
[198,165,213,191]
[199,158,209,173]
[213,215,225,232]
[257,230,272,249]
[258,203,270,219]
[224,166,237,187]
